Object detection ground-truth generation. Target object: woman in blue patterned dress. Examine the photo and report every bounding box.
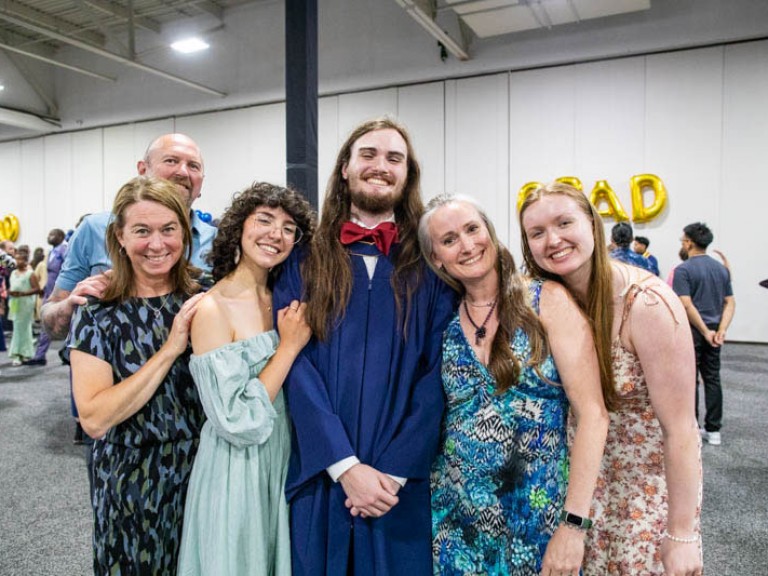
[68,176,207,575]
[418,195,608,575]
[177,182,315,575]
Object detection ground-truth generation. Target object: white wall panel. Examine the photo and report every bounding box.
[103,119,175,208]
[41,134,75,248]
[0,141,23,226]
[574,57,646,216]
[177,104,286,220]
[318,95,340,210]
[19,139,44,248]
[508,67,577,258]
[337,89,398,142]
[397,82,446,204]
[721,42,768,342]
[644,47,723,277]
[446,74,510,246]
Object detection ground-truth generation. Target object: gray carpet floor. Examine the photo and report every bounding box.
[0,337,766,575]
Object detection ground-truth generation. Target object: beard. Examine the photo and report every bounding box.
[348,185,403,216]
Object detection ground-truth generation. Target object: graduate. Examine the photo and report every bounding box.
[274,118,455,575]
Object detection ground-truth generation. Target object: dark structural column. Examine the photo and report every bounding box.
[285,0,318,209]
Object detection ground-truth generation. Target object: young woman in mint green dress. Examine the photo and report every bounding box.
[177,183,315,576]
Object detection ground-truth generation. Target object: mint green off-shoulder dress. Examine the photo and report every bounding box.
[177,331,291,576]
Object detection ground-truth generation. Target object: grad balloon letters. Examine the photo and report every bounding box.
[517,174,667,223]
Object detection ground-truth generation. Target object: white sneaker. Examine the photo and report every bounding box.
[705,431,721,445]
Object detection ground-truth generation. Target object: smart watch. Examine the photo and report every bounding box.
[559,510,593,530]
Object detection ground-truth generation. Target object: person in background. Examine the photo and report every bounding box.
[178,183,315,575]
[7,249,40,365]
[33,247,47,321]
[673,222,735,447]
[273,118,455,575]
[24,229,68,366]
[67,176,206,574]
[420,194,608,575]
[520,182,703,576]
[0,240,15,353]
[30,247,45,270]
[609,222,654,273]
[41,133,216,340]
[633,235,660,276]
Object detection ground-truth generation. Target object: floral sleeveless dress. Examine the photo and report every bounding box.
[580,283,703,575]
[431,280,570,575]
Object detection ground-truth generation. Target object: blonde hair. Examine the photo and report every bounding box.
[419,194,549,393]
[519,182,618,410]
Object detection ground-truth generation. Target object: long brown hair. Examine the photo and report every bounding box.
[303,118,424,340]
[103,176,198,303]
[419,194,550,393]
[518,182,618,410]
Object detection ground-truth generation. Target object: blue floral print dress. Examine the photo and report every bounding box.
[431,280,569,575]
[67,294,205,575]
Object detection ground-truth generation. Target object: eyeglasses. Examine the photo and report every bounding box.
[253,214,303,244]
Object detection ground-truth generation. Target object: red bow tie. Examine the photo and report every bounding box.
[339,221,399,256]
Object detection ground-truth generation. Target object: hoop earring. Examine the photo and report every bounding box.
[119,246,126,257]
[234,246,241,265]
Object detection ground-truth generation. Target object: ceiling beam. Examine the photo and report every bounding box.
[0,11,226,96]
[82,0,162,34]
[0,0,105,46]
[0,106,60,132]
[189,0,223,21]
[395,0,470,60]
[0,40,116,81]
[4,51,59,116]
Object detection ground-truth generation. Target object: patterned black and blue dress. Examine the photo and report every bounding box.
[431,280,570,575]
[68,294,205,575]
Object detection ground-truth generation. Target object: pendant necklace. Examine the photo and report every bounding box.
[463,297,498,345]
[144,295,169,319]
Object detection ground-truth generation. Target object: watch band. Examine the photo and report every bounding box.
[559,509,593,530]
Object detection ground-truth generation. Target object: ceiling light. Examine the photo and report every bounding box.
[171,38,210,54]
[0,85,5,91]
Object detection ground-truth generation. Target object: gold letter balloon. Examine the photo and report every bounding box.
[516,176,584,211]
[0,214,20,242]
[629,173,668,223]
[516,175,667,223]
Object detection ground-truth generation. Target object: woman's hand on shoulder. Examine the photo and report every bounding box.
[277,300,311,355]
[165,292,205,357]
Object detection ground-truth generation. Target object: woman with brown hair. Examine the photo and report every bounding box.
[177,183,315,576]
[68,176,206,575]
[520,182,703,576]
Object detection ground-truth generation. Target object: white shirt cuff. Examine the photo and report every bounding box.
[327,456,360,482]
[387,474,407,487]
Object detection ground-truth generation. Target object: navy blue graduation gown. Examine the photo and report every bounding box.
[273,242,455,575]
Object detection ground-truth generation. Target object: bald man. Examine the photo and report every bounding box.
[41,133,216,339]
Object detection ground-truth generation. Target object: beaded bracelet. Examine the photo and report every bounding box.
[662,530,700,544]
